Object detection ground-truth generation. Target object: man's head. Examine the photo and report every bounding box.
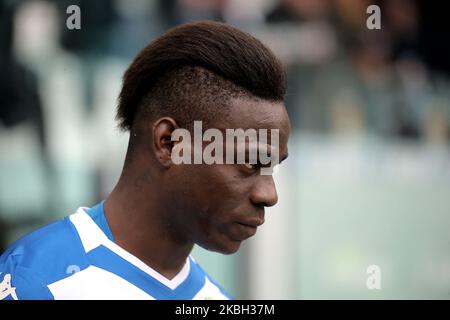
[116,21,290,254]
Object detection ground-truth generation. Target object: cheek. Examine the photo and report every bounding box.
[173,165,251,226]
[196,166,247,206]
[198,169,254,234]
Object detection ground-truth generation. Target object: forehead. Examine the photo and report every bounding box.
[217,97,290,143]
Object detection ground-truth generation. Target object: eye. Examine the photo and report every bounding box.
[244,163,258,171]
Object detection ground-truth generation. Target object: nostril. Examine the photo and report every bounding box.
[250,182,278,207]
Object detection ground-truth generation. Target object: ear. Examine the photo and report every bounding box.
[152,117,179,167]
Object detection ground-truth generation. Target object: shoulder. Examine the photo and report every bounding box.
[0,212,89,300]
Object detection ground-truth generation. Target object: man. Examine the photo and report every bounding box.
[0,21,290,300]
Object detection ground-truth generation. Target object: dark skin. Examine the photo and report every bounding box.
[104,97,290,279]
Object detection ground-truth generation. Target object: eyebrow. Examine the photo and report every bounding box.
[241,145,288,163]
[252,150,289,165]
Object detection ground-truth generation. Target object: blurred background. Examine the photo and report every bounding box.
[1,0,450,299]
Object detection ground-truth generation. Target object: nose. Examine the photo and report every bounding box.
[250,176,278,208]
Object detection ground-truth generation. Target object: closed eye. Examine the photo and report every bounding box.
[244,162,281,175]
[243,161,271,171]
[244,163,259,170]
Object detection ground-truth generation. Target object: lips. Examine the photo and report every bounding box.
[230,217,264,240]
[236,214,265,228]
[236,219,264,228]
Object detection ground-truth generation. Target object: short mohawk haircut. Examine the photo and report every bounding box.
[117,20,287,131]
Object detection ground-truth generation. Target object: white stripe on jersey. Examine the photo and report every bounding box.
[48,266,155,300]
[193,277,229,300]
[70,208,191,290]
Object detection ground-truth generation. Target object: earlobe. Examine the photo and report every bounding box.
[153,117,179,167]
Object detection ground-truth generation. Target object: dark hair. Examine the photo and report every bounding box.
[116,20,286,131]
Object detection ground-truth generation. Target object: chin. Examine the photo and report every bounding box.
[198,240,242,255]
[218,243,241,255]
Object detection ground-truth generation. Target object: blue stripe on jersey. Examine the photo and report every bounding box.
[87,246,205,299]
[1,203,232,300]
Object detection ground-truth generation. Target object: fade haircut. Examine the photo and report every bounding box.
[116,20,287,132]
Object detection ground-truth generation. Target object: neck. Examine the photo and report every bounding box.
[103,174,194,280]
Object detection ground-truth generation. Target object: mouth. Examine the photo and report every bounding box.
[236,220,263,228]
[232,218,264,240]
[237,222,257,230]
[236,216,265,228]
